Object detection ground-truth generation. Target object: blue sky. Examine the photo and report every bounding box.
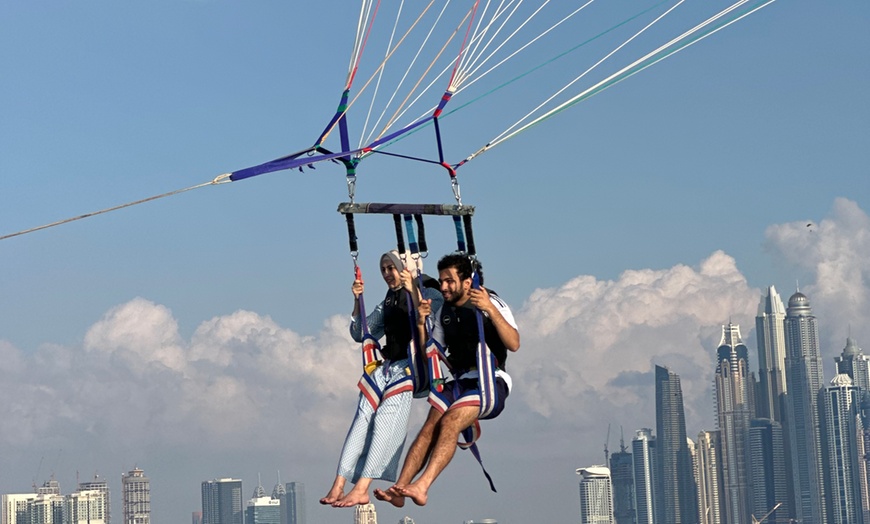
[1,1,868,523]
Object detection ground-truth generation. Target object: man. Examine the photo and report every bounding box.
[320,251,442,507]
[374,253,520,507]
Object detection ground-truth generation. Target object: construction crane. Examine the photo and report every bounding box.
[751,502,782,524]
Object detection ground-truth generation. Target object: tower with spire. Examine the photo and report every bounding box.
[756,286,788,422]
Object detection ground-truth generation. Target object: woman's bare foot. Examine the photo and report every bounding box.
[319,478,345,505]
[333,486,370,508]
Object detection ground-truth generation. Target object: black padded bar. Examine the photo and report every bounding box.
[345,213,358,253]
[414,214,428,253]
[338,202,474,216]
[393,214,406,256]
[463,214,477,257]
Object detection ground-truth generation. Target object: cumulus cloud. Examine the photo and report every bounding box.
[510,250,758,434]
[765,197,870,361]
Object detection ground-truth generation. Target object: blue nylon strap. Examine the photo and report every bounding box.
[403,214,419,254]
[453,216,466,253]
[473,270,497,419]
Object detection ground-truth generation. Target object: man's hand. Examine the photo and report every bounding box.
[417,299,432,326]
[469,287,493,316]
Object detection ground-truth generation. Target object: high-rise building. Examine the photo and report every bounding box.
[2,494,37,524]
[695,430,723,524]
[26,493,64,524]
[192,511,202,524]
[820,374,865,524]
[715,323,753,524]
[284,483,305,524]
[78,475,110,524]
[245,484,280,524]
[610,442,635,524]
[655,365,699,524]
[353,503,377,524]
[835,338,870,389]
[756,286,788,422]
[121,468,150,524]
[632,428,656,524]
[784,290,827,524]
[398,518,415,524]
[65,489,108,524]
[201,479,243,524]
[747,419,790,523]
[577,466,614,524]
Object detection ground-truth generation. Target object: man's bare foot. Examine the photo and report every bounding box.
[319,485,344,505]
[333,487,369,508]
[397,483,428,506]
[373,487,405,508]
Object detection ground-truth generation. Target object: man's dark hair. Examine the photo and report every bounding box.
[437,253,483,285]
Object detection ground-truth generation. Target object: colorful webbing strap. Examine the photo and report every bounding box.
[473,270,498,419]
[354,265,384,410]
[403,214,432,398]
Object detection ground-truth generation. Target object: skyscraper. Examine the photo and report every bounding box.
[201,479,243,524]
[65,489,108,524]
[747,419,789,523]
[695,430,723,524]
[284,482,305,524]
[820,374,865,524]
[714,323,753,524]
[784,291,827,524]
[756,286,787,422]
[245,484,280,524]
[655,365,699,524]
[353,503,377,524]
[609,441,636,524]
[577,466,614,524]
[121,468,150,524]
[78,475,110,524]
[632,428,656,524]
[835,338,870,389]
[2,494,37,524]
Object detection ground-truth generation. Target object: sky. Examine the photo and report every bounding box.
[1,1,868,523]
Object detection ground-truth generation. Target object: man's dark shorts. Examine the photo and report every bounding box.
[442,376,509,420]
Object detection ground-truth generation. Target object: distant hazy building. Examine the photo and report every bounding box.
[784,290,827,524]
[245,486,280,524]
[610,444,636,524]
[65,489,107,524]
[756,286,788,422]
[715,323,753,524]
[25,493,64,524]
[632,428,656,524]
[78,475,110,524]
[398,518,415,524]
[835,338,870,389]
[577,466,614,524]
[121,468,150,524]
[353,503,377,524]
[696,430,723,524]
[820,374,865,524]
[655,365,699,524]
[201,479,242,524]
[283,483,304,524]
[747,419,790,523]
[2,494,37,524]
[191,511,202,524]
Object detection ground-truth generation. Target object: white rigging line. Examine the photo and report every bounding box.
[359,0,406,148]
[362,0,448,148]
[474,0,776,156]
[491,0,685,145]
[454,0,526,89]
[348,0,376,86]
[452,0,505,85]
[454,0,593,98]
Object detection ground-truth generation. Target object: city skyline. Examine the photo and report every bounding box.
[1,2,868,522]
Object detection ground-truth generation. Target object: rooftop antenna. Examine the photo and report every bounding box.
[619,426,627,453]
[604,423,611,464]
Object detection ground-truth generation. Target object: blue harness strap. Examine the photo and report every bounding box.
[354,265,385,410]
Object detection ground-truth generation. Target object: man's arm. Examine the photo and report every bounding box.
[469,287,520,351]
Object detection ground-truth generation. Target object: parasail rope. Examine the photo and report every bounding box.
[462,0,777,162]
[0,174,232,242]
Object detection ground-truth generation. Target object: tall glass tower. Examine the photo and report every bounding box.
[201,479,243,524]
[284,483,305,524]
[632,429,656,524]
[655,365,699,524]
[756,286,788,422]
[747,419,789,523]
[835,338,870,389]
[715,323,753,524]
[577,466,614,524]
[610,442,636,524]
[696,430,723,524]
[784,291,827,524]
[121,468,150,524]
[820,374,865,524]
